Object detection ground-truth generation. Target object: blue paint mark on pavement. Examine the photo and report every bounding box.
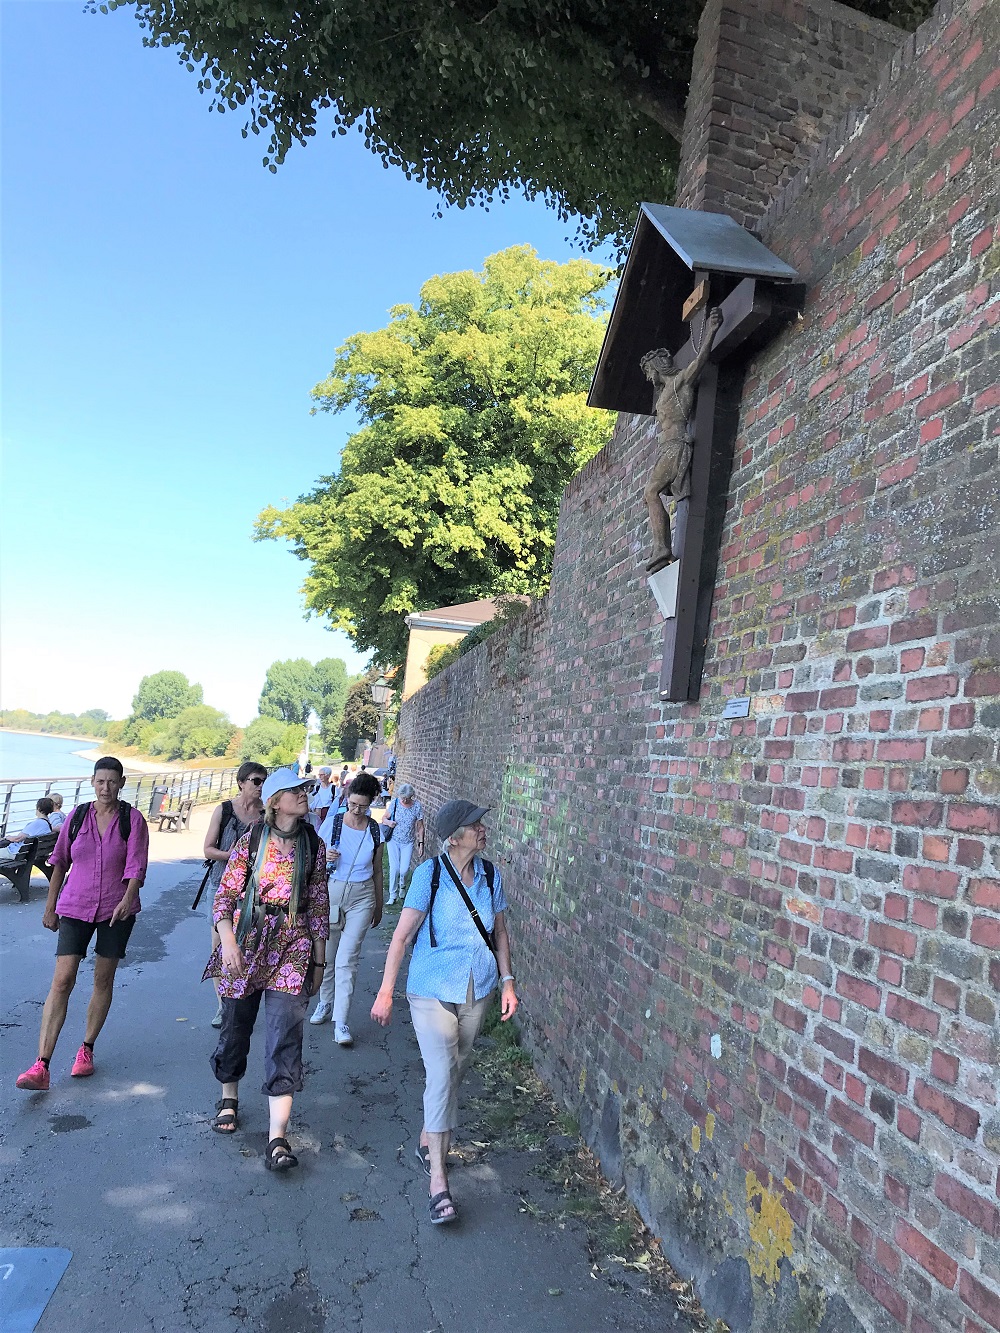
[0,1248,72,1333]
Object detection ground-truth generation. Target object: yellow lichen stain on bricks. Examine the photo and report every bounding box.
[745,1172,794,1286]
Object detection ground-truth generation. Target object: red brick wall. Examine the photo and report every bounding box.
[397,1,1000,1328]
[675,0,904,229]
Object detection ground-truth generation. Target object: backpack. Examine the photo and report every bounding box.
[327,811,381,855]
[68,801,133,850]
[205,800,235,868]
[427,856,495,950]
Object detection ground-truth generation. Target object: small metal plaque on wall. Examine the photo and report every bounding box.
[722,696,751,719]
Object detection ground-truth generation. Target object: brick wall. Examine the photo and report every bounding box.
[397,1,1000,1329]
[675,0,903,229]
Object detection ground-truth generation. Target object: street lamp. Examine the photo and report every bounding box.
[369,675,393,766]
[370,675,392,710]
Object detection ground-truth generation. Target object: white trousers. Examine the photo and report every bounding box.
[317,877,375,1025]
[407,976,492,1133]
[386,839,414,902]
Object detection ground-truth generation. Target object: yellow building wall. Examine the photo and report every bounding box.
[402,625,468,700]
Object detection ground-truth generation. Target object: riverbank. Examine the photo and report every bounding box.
[0,727,103,744]
[72,746,184,774]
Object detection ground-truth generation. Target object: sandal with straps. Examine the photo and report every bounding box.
[429,1190,458,1225]
[265,1137,298,1172]
[211,1098,239,1134]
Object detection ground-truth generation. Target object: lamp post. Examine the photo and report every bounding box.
[370,674,392,747]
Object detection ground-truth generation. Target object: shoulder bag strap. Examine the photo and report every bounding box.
[428,857,442,947]
[439,854,496,955]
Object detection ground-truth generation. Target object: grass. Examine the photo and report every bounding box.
[464,999,728,1332]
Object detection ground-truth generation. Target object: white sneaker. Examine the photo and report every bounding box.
[334,1024,353,1046]
[309,1004,332,1025]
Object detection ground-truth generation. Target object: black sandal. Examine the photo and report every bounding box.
[265,1137,298,1171]
[414,1143,431,1175]
[429,1190,458,1225]
[211,1098,239,1134]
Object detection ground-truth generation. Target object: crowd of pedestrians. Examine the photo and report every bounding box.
[14,754,518,1224]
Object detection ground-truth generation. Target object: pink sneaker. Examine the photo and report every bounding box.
[70,1045,94,1078]
[16,1059,50,1091]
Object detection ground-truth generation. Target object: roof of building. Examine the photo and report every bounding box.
[405,599,498,632]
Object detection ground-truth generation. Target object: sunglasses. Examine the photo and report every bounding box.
[246,777,265,786]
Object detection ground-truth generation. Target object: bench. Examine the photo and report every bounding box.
[0,837,39,903]
[32,832,59,883]
[157,798,193,832]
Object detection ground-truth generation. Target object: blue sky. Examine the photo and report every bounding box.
[1,0,611,725]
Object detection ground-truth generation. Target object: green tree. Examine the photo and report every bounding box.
[257,246,614,667]
[241,715,287,762]
[131,670,203,723]
[338,675,380,762]
[314,657,349,731]
[148,705,235,760]
[240,716,306,767]
[258,659,318,726]
[100,0,929,252]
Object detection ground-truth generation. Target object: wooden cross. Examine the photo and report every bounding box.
[656,273,803,701]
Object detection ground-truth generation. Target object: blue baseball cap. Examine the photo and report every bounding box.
[261,767,311,804]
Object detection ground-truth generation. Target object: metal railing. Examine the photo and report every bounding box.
[0,765,250,839]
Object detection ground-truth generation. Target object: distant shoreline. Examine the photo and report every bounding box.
[0,727,103,744]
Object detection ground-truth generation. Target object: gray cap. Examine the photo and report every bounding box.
[436,799,490,841]
[261,767,311,804]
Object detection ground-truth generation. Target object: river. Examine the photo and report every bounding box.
[0,731,108,781]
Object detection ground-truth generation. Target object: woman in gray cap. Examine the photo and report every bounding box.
[203,767,329,1171]
[371,798,518,1225]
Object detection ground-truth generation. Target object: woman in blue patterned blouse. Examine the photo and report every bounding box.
[371,798,518,1225]
[380,783,425,904]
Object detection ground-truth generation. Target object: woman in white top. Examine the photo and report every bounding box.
[311,772,383,1044]
[308,768,335,828]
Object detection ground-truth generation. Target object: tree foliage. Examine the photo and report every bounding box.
[259,658,318,726]
[337,675,380,762]
[0,708,113,738]
[147,704,236,760]
[131,670,203,724]
[241,715,305,766]
[258,656,350,735]
[102,0,931,252]
[257,246,614,667]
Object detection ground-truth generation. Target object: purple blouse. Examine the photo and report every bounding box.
[49,803,149,923]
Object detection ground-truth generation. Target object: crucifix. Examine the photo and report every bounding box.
[587,204,805,702]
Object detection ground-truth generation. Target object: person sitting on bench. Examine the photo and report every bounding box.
[0,797,55,859]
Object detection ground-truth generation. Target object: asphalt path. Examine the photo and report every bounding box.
[0,814,692,1333]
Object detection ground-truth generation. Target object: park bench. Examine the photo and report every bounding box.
[32,832,58,882]
[0,837,39,903]
[157,798,193,833]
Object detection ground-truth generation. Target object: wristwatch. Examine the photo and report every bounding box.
[500,974,516,984]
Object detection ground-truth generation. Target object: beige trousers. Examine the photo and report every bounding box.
[407,974,492,1133]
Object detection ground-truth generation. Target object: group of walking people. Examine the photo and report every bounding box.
[16,755,517,1225]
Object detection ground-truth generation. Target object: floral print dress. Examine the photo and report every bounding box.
[202,828,329,1000]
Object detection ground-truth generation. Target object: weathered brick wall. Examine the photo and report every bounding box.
[397,1,1000,1329]
[675,0,904,228]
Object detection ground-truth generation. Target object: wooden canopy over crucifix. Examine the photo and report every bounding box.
[588,204,805,702]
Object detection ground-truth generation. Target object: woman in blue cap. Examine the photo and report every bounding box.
[204,767,329,1171]
[371,798,519,1224]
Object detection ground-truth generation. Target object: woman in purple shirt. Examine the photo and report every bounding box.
[16,756,149,1093]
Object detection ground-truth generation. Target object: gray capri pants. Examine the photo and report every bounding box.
[407,976,493,1133]
[211,988,310,1097]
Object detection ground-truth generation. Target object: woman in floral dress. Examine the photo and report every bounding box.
[203,768,329,1171]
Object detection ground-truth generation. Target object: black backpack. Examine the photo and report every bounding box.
[326,811,381,856]
[68,801,133,850]
[427,855,496,950]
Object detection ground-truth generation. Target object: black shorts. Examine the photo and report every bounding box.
[56,914,136,960]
